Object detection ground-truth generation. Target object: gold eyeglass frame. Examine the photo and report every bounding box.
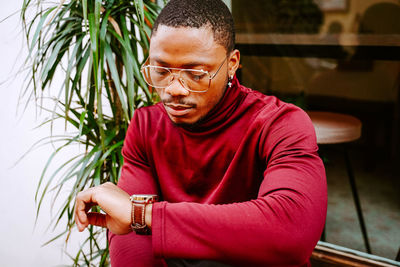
[140,56,228,93]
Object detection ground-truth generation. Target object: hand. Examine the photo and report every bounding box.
[74,182,132,235]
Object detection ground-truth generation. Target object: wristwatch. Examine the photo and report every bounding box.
[130,194,158,235]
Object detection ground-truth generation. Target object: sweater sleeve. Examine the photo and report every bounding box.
[117,110,160,195]
[109,110,164,267]
[151,108,327,266]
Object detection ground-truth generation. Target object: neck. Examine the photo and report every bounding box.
[177,76,241,132]
[177,82,229,129]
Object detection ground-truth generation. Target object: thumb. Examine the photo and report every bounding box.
[87,212,107,228]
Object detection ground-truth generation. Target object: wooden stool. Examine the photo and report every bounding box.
[307,111,371,254]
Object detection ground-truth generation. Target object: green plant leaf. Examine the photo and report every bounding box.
[20,0,161,265]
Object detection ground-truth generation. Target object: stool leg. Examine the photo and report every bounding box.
[318,148,327,242]
[320,228,326,242]
[344,147,372,254]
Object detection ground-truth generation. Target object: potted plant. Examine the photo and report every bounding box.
[21,0,161,265]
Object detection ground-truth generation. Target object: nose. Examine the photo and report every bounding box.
[164,74,190,97]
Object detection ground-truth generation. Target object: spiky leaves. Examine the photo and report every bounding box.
[21,0,160,265]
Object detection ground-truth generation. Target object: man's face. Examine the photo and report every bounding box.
[149,25,238,126]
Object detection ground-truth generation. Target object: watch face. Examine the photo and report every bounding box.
[130,194,158,203]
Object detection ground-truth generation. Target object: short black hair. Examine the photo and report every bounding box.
[152,0,235,53]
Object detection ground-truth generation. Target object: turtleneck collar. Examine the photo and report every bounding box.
[180,75,245,133]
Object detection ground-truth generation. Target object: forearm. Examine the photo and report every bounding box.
[108,231,167,267]
[151,190,325,266]
[150,152,327,266]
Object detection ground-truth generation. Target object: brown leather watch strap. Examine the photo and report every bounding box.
[130,194,157,235]
[134,203,146,225]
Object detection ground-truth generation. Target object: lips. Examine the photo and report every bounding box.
[165,104,194,117]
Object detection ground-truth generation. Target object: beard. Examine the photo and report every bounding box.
[161,97,203,129]
[172,113,208,129]
[162,82,229,129]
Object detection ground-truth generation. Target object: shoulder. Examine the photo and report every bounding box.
[133,102,165,120]
[239,85,311,129]
[129,103,168,129]
[123,103,167,158]
[238,85,316,150]
[126,103,167,140]
[239,84,287,113]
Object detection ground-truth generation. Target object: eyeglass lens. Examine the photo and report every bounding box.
[142,66,210,92]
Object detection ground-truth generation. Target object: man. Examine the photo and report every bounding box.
[74,0,327,266]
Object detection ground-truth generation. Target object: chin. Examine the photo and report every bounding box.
[168,115,204,128]
[170,118,196,127]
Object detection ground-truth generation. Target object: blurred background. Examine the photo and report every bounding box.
[1,0,399,266]
[0,1,84,266]
[233,0,400,261]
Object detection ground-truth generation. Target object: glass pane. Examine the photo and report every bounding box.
[233,0,400,261]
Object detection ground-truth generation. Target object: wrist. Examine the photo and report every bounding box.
[130,194,157,234]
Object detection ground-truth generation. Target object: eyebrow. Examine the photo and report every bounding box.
[151,57,211,69]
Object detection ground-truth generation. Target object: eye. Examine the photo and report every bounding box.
[188,71,207,82]
[152,67,169,76]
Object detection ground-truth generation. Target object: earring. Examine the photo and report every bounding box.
[228,75,233,87]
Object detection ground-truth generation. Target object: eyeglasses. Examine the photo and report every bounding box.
[140,57,227,93]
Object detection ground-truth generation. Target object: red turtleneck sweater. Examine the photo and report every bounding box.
[108,78,327,266]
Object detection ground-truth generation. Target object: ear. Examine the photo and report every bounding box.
[228,49,240,77]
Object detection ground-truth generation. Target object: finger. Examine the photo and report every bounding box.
[76,208,90,232]
[74,189,97,231]
[84,202,96,213]
[87,212,107,228]
[74,199,87,231]
[74,206,88,232]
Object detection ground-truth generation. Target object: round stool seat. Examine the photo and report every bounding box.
[307,111,362,144]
